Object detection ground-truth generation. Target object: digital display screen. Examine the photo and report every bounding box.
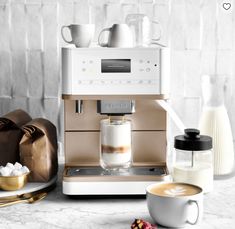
[101,59,131,73]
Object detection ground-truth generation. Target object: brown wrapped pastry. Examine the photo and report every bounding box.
[0,109,32,166]
[20,118,58,182]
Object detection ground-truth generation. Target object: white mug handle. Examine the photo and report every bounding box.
[186,200,200,225]
[151,20,162,43]
[98,28,111,47]
[61,25,73,44]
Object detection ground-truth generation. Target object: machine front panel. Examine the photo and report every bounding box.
[62,47,170,95]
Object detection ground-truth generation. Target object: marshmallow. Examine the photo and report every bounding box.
[0,162,29,176]
[14,162,22,170]
[11,169,22,176]
[21,166,30,174]
[6,162,15,170]
[0,167,12,176]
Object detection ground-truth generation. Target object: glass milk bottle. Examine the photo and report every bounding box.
[199,75,234,176]
[100,118,132,170]
[173,129,213,193]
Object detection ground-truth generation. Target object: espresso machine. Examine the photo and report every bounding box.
[62,46,171,195]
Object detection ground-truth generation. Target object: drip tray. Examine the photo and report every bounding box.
[63,166,171,195]
[66,166,168,177]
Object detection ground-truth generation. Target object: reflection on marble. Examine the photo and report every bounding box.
[0,166,235,229]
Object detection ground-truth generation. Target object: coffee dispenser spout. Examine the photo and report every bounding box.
[97,100,135,115]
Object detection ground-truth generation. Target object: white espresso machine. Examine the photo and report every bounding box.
[62,46,171,195]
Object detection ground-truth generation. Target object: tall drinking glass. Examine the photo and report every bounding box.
[100,118,132,171]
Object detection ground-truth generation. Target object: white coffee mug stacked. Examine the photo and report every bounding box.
[61,21,161,48]
[61,24,95,48]
[98,24,134,48]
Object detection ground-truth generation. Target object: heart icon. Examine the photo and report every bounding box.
[223,2,231,10]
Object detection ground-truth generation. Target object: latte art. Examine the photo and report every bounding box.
[149,183,201,197]
[164,186,187,196]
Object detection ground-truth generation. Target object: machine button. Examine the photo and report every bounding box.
[98,80,104,85]
[132,80,139,84]
[82,60,86,64]
[89,60,93,64]
[139,69,144,72]
[112,80,119,84]
[82,68,86,72]
[143,80,149,84]
[147,60,150,64]
[139,80,143,84]
[139,60,143,63]
[146,68,151,72]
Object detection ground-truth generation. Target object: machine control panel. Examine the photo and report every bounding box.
[62,47,170,95]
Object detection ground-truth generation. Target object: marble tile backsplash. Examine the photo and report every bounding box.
[0,0,235,158]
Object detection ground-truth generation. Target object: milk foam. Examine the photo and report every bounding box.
[149,183,201,197]
[100,119,131,147]
[164,186,187,196]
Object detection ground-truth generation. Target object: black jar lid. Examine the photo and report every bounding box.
[174,128,212,151]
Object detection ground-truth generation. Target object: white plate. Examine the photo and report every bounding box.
[0,176,57,198]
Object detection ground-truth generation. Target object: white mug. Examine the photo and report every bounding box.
[61,24,95,48]
[98,24,133,48]
[146,182,203,228]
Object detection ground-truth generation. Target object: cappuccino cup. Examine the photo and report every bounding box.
[61,24,95,47]
[146,182,203,228]
[98,24,133,48]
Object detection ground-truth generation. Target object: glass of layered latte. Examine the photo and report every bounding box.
[100,118,132,171]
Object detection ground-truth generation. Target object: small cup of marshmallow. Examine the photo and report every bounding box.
[0,162,30,191]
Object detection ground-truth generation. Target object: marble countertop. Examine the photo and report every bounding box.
[0,166,235,229]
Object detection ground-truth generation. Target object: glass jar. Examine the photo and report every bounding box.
[173,129,213,193]
[100,118,132,170]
